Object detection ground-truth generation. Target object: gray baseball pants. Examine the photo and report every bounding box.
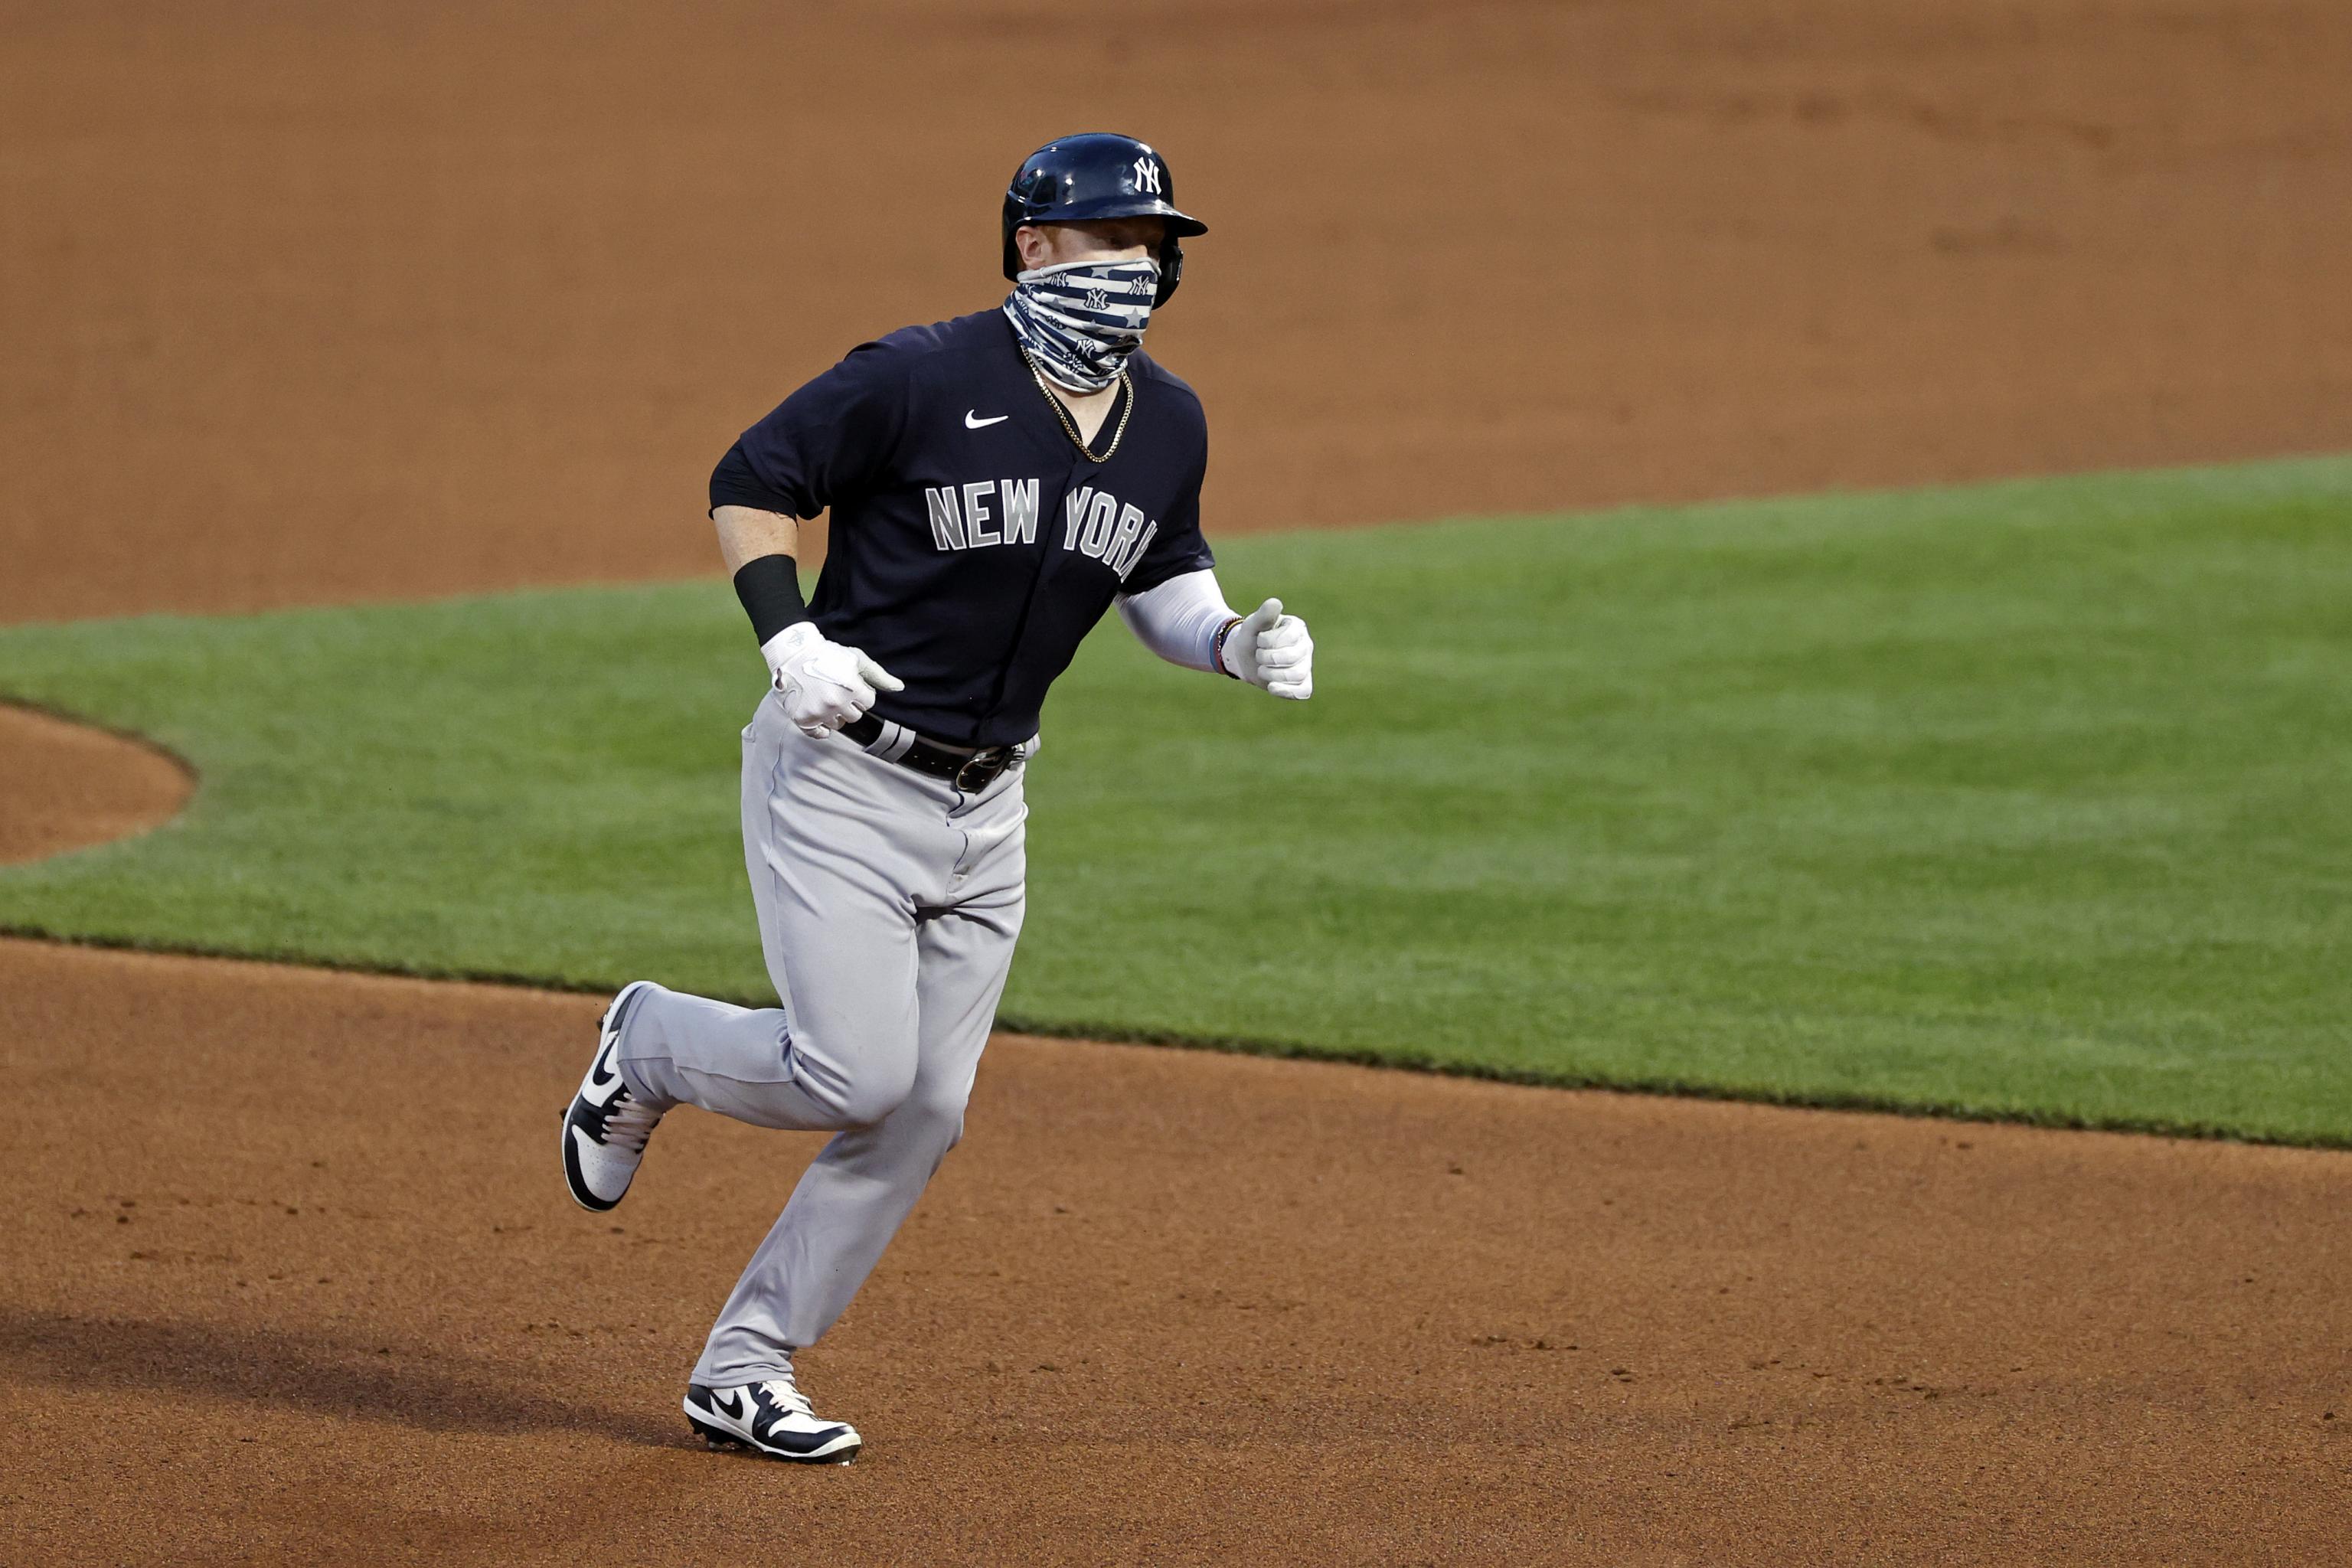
[611,691,1028,1386]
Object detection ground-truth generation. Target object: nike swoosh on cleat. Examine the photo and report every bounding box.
[964,410,1010,429]
[584,1041,622,1098]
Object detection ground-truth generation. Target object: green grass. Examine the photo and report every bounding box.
[5,456,2350,1142]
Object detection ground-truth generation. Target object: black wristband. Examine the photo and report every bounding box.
[733,554,811,645]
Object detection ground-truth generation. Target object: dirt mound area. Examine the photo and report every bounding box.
[8,939,2347,1565]
[5,0,2350,623]
[0,705,192,864]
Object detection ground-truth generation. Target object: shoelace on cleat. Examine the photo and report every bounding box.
[757,1374,816,1420]
[600,1089,662,1154]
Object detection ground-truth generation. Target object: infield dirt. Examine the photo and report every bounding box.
[6,2,2351,1563]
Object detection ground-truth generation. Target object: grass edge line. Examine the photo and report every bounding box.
[6,923,2342,1154]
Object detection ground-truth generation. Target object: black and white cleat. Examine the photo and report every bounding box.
[684,1374,862,1465]
[560,980,662,1212]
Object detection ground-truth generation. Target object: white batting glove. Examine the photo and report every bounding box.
[761,621,904,739]
[1220,597,1314,701]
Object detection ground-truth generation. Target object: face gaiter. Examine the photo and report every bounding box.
[1001,257,1161,394]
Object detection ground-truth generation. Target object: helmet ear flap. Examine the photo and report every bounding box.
[1002,165,1054,280]
[1155,238,1184,306]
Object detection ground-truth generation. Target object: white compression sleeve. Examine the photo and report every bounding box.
[1116,567,1238,674]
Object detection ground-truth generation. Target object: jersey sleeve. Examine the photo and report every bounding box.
[707,441,793,515]
[723,340,913,521]
[1120,439,1215,596]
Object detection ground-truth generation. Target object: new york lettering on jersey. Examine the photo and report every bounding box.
[922,479,1041,552]
[1057,485,1158,580]
[920,477,1158,581]
[712,310,1215,746]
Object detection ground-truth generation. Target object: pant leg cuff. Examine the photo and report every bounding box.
[616,1053,679,1112]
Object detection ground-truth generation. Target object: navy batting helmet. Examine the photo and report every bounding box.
[1001,133,1207,307]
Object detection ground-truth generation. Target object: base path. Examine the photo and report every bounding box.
[5,939,2348,1564]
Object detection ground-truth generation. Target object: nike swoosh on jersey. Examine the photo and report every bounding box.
[965,410,1011,429]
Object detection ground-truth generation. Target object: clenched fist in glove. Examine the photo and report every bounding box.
[761,621,905,739]
[1219,598,1315,701]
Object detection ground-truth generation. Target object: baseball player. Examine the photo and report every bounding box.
[558,133,1313,1463]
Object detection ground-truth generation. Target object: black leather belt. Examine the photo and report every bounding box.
[840,712,1022,792]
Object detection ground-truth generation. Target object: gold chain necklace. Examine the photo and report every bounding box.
[1020,346,1133,464]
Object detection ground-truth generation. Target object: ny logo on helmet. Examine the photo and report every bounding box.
[1133,155,1161,195]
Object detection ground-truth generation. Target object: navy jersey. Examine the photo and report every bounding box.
[712,310,1214,747]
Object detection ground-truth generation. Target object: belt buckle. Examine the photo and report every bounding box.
[953,747,1009,792]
